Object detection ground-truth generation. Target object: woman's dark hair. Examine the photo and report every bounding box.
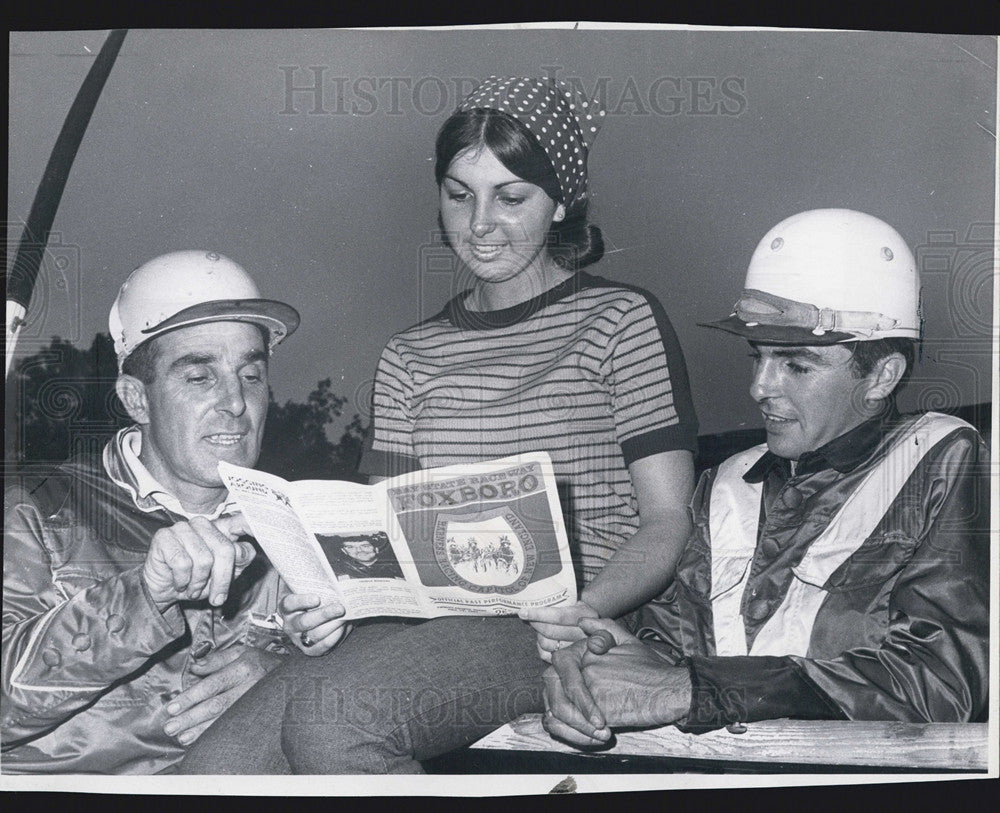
[434,108,604,270]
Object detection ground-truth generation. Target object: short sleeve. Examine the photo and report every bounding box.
[609,293,699,465]
[358,337,422,479]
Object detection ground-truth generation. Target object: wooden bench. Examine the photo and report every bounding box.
[425,716,990,774]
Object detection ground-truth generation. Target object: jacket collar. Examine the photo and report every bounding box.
[103,426,236,520]
[744,403,900,483]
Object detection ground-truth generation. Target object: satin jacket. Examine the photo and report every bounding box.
[634,411,990,731]
[2,435,282,773]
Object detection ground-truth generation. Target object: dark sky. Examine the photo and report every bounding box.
[8,28,996,436]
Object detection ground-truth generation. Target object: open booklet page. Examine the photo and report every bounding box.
[218,452,577,620]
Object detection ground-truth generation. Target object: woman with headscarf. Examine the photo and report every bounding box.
[179,76,698,774]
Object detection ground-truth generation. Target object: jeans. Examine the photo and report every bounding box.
[177,615,545,774]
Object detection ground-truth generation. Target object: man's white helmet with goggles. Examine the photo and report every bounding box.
[706,209,920,344]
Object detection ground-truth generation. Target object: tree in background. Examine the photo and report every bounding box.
[10,334,124,465]
[14,336,989,483]
[9,334,366,481]
[257,377,367,481]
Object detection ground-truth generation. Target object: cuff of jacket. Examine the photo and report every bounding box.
[9,566,186,694]
[136,565,186,637]
[677,654,847,733]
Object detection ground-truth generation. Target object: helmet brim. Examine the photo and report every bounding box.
[140,298,301,345]
[699,315,855,345]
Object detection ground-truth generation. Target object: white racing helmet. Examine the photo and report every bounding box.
[705,209,921,345]
[109,250,300,369]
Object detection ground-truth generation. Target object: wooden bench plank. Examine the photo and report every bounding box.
[471,715,989,771]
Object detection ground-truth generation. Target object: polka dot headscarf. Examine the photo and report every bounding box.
[457,76,605,207]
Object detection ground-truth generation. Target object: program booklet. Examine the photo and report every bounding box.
[218,452,577,620]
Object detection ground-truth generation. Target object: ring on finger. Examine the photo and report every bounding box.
[300,632,314,647]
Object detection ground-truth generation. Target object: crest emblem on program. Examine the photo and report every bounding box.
[434,507,537,594]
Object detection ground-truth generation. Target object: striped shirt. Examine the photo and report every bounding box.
[360,271,698,583]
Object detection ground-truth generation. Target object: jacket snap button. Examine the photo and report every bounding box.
[760,536,782,558]
[72,633,92,651]
[106,614,126,633]
[782,487,804,509]
[42,648,62,667]
[747,599,771,622]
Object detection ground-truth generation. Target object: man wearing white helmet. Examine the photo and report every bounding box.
[2,251,339,773]
[541,210,989,745]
